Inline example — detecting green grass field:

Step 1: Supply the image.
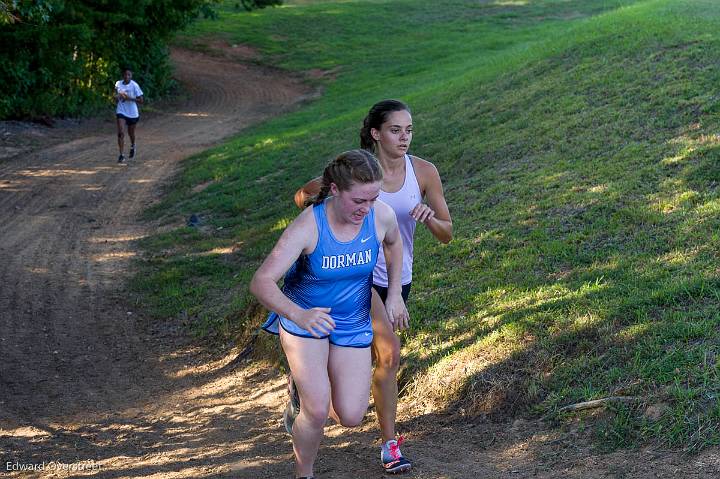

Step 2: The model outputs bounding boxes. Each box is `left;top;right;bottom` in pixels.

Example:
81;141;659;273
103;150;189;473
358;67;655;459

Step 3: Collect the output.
132;0;720;450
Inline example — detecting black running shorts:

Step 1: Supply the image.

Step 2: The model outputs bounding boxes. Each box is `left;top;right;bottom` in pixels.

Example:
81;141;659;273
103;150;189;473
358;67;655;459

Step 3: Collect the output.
116;113;139;125
372;282;412;304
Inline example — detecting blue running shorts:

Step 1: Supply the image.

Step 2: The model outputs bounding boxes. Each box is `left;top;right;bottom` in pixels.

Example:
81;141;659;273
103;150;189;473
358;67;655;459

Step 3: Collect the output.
262;312;373;348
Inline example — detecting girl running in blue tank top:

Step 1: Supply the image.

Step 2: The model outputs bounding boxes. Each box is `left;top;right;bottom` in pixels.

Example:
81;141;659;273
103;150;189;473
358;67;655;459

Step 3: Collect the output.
251;150;408;479
262;198;380;347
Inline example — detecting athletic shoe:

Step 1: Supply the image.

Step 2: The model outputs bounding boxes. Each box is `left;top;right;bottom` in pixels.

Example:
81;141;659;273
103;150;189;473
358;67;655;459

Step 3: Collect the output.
283;399;298;435
288;375;300;417
381;436;412;474
283;375;301;435
117;154;126;164
129;144;136;159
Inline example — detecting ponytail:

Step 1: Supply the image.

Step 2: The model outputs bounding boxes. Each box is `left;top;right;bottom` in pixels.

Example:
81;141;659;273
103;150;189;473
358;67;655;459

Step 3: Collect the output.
360;115;375;152
309;184;332;207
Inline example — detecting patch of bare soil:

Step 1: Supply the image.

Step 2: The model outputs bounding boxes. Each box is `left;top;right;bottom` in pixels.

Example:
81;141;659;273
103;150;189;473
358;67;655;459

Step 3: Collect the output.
0;48;718;479
205;39;261;62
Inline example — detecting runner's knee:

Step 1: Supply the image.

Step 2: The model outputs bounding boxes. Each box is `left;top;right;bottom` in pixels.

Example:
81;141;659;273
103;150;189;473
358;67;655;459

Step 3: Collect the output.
301;400;330;428
337;412;365;427
117;131;124;139
375;336;401;371
334;405;367;427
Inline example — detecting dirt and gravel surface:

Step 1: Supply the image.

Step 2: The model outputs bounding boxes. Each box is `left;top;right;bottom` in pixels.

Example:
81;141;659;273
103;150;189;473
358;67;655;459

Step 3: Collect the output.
1;47;718;479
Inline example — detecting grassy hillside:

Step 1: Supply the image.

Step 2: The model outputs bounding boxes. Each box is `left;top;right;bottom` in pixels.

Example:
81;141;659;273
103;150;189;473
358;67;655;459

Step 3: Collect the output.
133;0;720;450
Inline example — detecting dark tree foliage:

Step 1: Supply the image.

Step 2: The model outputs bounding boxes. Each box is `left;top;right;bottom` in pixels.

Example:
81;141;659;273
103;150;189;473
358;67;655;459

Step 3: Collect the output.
0;0;220;119
1;1;53;24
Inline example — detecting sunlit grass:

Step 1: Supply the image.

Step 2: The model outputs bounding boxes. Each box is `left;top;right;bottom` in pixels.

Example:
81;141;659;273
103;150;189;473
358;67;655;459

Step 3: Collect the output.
133;0;720;450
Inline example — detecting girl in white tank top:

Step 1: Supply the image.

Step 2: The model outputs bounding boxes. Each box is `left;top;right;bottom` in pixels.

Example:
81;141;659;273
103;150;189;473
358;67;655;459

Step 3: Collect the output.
360;100;453;474
373;154;422;287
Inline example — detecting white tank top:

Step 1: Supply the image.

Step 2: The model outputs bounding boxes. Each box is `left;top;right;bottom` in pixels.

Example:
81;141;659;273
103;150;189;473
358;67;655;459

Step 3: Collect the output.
373;154;422;287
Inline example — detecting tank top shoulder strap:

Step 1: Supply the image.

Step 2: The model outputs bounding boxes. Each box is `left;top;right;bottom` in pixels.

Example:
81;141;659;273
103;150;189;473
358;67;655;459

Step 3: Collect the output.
312;200;328;238
405;154;422;196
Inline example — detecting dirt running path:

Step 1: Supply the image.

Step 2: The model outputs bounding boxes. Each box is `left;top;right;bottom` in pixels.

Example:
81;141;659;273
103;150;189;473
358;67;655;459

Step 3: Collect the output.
1;49;719;479
0;48;313;477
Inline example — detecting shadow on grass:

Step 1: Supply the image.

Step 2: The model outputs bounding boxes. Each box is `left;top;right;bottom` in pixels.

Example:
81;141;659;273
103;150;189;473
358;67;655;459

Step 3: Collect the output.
392;134;720;450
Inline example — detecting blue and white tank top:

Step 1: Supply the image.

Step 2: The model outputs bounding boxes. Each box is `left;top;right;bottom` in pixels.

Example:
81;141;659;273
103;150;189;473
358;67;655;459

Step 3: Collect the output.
264;199;380;332
373;154;422;287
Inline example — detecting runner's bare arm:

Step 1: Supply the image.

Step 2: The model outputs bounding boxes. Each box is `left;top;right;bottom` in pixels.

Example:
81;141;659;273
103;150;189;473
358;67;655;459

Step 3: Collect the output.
376;201;410;330
249;208;335;337
294;176;322;209
411;157;452;244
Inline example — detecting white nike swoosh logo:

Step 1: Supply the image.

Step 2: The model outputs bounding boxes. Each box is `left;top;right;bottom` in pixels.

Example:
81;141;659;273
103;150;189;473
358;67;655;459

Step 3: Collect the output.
361;237;372;243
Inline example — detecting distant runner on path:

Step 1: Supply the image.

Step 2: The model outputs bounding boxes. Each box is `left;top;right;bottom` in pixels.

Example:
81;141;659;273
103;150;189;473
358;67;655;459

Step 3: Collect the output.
114;67;143;164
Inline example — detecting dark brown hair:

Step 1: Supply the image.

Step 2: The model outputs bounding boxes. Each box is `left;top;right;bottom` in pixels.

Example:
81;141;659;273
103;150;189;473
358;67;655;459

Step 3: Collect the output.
310;149;383;206
359;99;411;152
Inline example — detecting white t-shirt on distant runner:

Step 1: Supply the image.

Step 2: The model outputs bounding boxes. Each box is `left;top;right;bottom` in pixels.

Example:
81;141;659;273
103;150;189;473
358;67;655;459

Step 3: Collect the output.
115;80;143;118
